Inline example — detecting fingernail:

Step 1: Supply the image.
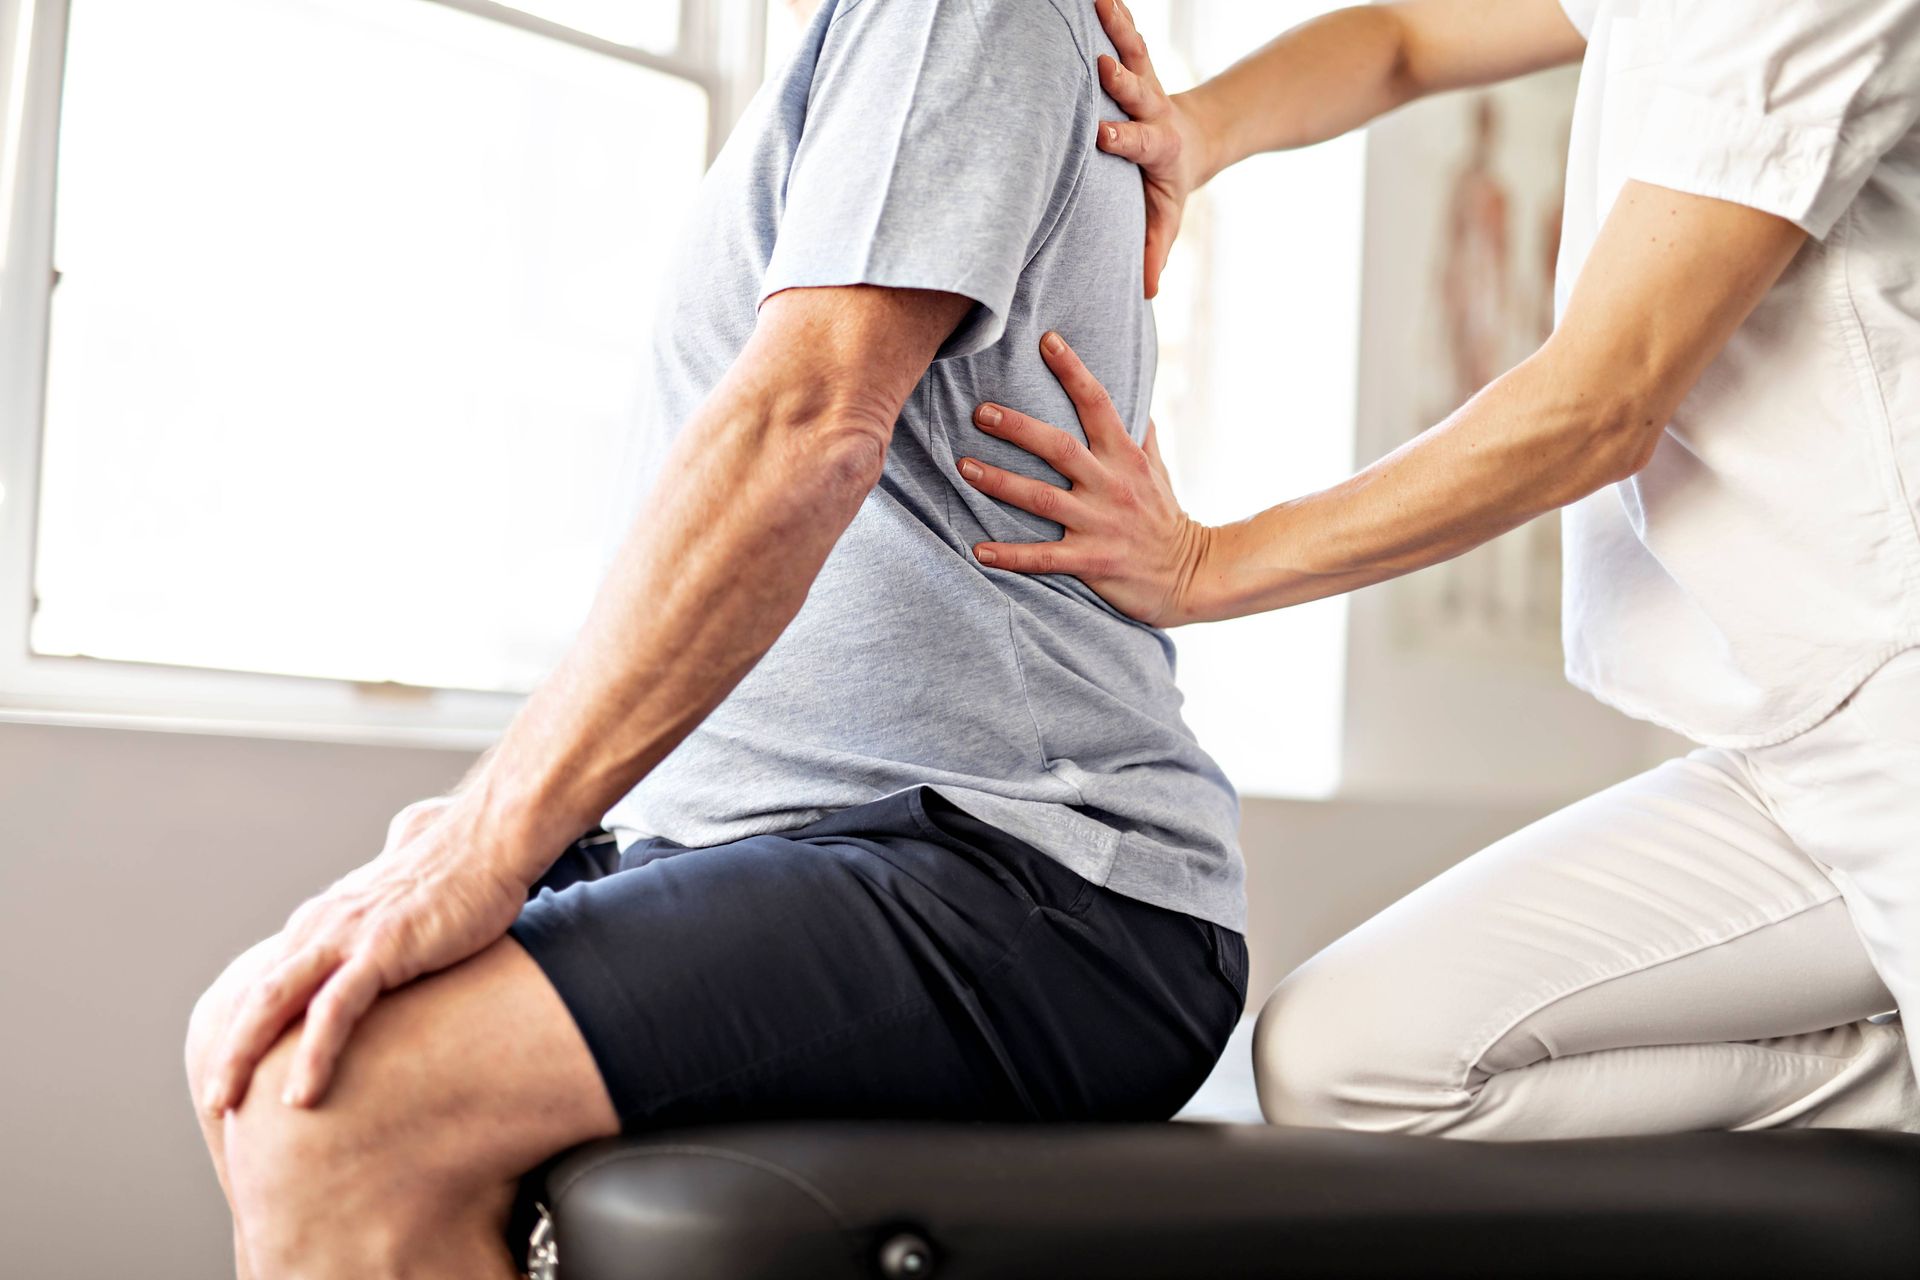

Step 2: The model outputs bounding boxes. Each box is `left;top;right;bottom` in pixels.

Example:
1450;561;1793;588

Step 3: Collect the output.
960;459;982;481
1104;124;1118;145
1044;332;1066;356
977;548;999;565
282;1085;300;1107
976;405;1002;427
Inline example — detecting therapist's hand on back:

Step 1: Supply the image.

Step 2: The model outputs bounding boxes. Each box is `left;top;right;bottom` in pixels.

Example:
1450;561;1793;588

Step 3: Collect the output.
962;332;1215;628
1093;0;1213;298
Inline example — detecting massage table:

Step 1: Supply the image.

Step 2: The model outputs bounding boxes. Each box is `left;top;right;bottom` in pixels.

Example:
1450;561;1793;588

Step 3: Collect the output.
515;1023;1920;1278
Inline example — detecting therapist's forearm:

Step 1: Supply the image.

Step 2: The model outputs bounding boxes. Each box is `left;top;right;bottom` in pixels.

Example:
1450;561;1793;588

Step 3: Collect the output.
1185;349;1646;621
1182;7;1413;179
1180;181;1807;624
1183;0;1585;181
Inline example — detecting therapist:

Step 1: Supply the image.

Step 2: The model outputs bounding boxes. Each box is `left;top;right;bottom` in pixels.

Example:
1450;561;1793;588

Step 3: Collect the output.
963;0;1920;1136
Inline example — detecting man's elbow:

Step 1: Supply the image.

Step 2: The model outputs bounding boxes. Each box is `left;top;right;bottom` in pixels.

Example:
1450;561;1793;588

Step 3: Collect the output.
811;420;891;497
773;385;896;504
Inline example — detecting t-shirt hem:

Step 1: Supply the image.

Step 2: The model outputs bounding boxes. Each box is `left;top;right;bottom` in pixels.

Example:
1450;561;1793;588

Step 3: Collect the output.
930;783;1248;934
1563;637;1920;751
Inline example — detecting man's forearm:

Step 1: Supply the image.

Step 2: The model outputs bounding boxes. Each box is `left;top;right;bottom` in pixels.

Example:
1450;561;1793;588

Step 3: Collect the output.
459;287;970;884
1184;0;1585;180
467;381;880;876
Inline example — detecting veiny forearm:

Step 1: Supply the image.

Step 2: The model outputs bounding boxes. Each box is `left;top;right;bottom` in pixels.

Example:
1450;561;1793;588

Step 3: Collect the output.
457;286;969;882
467;382;880;876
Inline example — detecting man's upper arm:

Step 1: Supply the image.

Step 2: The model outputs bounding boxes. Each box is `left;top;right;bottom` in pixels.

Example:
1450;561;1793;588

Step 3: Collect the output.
762;0;1089;360
746;285;974;447
1392;0;1588;95
1545;181;1806;456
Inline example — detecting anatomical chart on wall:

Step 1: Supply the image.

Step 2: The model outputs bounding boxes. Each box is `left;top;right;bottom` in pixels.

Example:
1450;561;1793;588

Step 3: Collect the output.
1371;68;1580;662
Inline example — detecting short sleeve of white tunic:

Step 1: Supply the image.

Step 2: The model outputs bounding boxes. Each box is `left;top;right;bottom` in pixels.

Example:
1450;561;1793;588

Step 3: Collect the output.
1554;1;1920;747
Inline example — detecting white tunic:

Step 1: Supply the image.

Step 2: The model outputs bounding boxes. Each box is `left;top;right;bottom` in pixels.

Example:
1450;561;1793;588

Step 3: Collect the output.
1554;0;1920;747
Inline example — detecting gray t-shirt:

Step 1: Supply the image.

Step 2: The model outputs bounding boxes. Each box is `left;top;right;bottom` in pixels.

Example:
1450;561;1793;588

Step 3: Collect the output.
602;0;1244;931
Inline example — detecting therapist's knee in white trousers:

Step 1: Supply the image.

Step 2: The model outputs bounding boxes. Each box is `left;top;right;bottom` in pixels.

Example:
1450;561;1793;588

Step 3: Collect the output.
1255;651;1920;1139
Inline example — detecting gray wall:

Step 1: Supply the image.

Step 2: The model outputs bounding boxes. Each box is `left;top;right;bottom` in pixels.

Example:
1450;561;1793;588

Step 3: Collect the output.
0;722;472;1279
0;718;1577;1279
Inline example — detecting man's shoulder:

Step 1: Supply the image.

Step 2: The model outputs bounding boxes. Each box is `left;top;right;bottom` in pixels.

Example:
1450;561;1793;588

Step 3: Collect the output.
824;0;1095;75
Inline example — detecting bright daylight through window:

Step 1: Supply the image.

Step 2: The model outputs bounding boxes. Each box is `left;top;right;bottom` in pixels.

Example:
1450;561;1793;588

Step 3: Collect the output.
33;0;705;692
10;0;1360;795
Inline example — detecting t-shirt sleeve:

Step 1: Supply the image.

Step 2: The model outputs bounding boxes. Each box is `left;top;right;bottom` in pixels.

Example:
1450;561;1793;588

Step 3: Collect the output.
760;0;1092;358
1628;0;1920;239
1557;0;1598;39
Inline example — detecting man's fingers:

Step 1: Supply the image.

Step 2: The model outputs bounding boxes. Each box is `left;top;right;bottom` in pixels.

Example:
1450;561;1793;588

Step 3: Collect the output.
972;403;1099;484
202;945;337;1114
1039;334;1132;454
973;538;1085;577
282;956;384;1108
958;458;1085;527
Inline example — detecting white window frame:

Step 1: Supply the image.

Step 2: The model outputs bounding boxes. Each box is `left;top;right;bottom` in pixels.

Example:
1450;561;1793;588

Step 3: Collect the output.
0;0;766;747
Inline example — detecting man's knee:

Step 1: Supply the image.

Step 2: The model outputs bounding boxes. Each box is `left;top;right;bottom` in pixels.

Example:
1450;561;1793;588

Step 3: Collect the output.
186;939;278;1110
223;1024;462;1277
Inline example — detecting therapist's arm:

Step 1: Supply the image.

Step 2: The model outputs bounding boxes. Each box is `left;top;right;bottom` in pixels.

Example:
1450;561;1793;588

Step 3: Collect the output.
199;285;971;1114
1093;0;1586;293
958;183;1806;624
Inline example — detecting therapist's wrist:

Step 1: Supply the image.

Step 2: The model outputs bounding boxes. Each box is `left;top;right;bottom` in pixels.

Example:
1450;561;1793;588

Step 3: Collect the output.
1175;85;1232;189
1181;509;1323;624
1163;520;1231;626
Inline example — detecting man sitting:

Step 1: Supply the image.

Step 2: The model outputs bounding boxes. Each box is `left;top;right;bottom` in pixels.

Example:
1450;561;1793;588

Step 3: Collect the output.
184;1;1246;1275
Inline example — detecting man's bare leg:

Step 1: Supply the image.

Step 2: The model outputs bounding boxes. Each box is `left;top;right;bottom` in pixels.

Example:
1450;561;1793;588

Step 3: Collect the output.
188;939;282;1278
188;936;618;1279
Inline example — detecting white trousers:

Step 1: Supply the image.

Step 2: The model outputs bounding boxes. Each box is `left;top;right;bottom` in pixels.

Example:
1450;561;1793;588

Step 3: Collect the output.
1255;650;1920;1138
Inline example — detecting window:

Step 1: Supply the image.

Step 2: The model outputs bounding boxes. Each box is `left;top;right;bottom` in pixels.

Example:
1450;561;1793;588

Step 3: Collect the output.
1;0;1360;796
0;0;763;740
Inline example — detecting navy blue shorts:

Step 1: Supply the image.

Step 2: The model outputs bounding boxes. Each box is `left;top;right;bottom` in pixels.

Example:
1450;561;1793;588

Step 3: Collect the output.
508;788;1247;1130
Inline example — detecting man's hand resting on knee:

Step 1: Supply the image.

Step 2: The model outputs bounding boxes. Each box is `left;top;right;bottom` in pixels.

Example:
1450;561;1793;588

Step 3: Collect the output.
197;285;971;1117
195;796;527;1113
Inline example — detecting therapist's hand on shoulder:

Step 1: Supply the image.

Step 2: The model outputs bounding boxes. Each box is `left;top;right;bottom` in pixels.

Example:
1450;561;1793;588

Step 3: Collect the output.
197;791;531;1115
1093;0;1211;298
960;332;1213;628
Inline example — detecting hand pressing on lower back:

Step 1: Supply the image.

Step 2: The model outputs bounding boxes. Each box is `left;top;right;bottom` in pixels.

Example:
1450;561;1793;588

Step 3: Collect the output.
959;331;1216;629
